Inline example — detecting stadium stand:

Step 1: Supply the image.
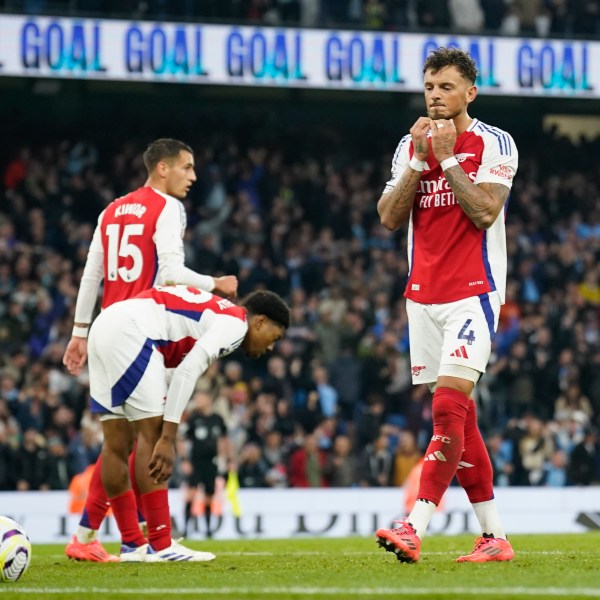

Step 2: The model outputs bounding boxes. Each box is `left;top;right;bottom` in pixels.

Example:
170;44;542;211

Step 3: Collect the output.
0;0;598;493
0;103;598;491
1;0;600;37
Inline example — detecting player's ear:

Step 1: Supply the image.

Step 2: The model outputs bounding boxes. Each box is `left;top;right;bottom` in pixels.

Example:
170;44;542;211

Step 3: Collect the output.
466;85;478;104
156;160;169;178
254;314;267;330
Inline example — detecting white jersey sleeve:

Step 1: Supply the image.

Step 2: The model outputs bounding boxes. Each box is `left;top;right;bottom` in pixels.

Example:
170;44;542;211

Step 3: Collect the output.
383;134;411;194
473;130;518;188
153;193;215;292
73;210;105;328
163;312;247;423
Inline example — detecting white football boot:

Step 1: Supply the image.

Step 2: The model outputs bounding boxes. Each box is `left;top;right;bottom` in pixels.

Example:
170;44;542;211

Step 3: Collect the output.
145;539;216;562
120;542;149;562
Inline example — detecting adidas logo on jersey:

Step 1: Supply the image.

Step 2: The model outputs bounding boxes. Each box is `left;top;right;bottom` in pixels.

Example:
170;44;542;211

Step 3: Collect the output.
450;346;469;358
455;153;476;163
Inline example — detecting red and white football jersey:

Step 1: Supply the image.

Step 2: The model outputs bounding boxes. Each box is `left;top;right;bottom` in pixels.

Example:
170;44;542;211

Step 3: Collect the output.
131;285;247;367
98;187;186;308
384;118;518;305
74;186;215;329
89;284;248;423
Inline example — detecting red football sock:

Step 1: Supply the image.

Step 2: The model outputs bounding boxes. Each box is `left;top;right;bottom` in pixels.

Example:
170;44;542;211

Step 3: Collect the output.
455;400;494;503
128;442;145;523
79;457;109;530
140;489;171;551
109;490;147;547
417;387;469;505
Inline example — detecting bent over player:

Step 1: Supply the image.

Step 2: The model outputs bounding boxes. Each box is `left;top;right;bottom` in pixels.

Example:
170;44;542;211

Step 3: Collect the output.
376;47;518;563
88;286;289;561
64;138;237;562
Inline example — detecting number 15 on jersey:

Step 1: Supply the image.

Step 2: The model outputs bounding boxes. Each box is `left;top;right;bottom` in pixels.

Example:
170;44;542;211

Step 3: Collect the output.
105;223;144;282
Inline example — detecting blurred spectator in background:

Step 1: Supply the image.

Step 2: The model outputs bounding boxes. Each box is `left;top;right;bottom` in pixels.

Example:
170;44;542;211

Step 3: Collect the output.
568;429;600;486
487;430;514;487
417;0;450;29
238;442;269;488
518;416;556;486
288;433;329;487
448;0;484;32
391;431;421;486
358;432;392;487
328;434;357;487
15;428;48;491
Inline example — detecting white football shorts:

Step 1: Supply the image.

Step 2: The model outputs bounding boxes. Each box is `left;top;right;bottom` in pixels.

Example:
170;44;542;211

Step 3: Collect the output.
88;303;167;421
406;292;501;385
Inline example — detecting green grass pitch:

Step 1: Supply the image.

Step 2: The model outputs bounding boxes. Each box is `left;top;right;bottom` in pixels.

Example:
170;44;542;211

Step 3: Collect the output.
2;533;600;599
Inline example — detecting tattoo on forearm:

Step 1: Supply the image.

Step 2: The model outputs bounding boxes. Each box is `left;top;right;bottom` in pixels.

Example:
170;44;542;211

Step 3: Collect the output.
390;172;420;214
378;169;421;228
443;166;503;228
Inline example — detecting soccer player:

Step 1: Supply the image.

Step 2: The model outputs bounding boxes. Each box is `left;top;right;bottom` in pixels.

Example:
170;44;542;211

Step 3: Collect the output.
88;286;289;561
183;390;233;539
375;47;518;563
64;138;238;563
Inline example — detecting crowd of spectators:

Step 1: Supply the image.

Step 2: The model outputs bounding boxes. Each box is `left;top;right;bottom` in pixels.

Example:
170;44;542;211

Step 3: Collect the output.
0;110;598;494
2;0;600;38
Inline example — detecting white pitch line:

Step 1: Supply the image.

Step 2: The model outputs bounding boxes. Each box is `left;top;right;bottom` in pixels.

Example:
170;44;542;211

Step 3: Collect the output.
48;549;579;560
7;588;600;597
186;550;576;557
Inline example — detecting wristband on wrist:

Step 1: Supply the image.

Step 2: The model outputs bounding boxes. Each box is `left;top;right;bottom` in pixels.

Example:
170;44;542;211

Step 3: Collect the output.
440;156;459;171
409;156;427;172
72;325;89;338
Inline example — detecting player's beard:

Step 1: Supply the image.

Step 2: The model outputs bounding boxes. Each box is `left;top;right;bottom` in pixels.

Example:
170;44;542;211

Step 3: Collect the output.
428;106;461;120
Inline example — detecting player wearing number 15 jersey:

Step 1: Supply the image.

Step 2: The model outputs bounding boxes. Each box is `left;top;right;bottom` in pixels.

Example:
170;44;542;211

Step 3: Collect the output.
375;48;517;564
63;138;238;563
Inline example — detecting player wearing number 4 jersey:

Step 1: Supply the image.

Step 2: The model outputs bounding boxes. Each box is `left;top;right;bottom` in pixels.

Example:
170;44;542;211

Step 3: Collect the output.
64;138;238;563
376;48;517;564
89;285;289;562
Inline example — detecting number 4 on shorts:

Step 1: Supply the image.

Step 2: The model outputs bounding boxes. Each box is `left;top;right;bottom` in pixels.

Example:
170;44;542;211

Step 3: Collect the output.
458;319;476;345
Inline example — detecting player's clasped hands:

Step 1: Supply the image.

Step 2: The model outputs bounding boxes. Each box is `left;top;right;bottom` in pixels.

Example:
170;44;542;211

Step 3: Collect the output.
409;117;432;160
410;117;457;164
429;118;457;162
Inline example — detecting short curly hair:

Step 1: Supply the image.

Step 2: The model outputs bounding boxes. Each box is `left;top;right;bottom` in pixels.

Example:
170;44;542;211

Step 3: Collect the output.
423;47;477;84
242;291;291;329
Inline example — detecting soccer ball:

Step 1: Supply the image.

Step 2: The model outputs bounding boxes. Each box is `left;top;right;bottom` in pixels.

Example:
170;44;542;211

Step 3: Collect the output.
0;516;31;582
